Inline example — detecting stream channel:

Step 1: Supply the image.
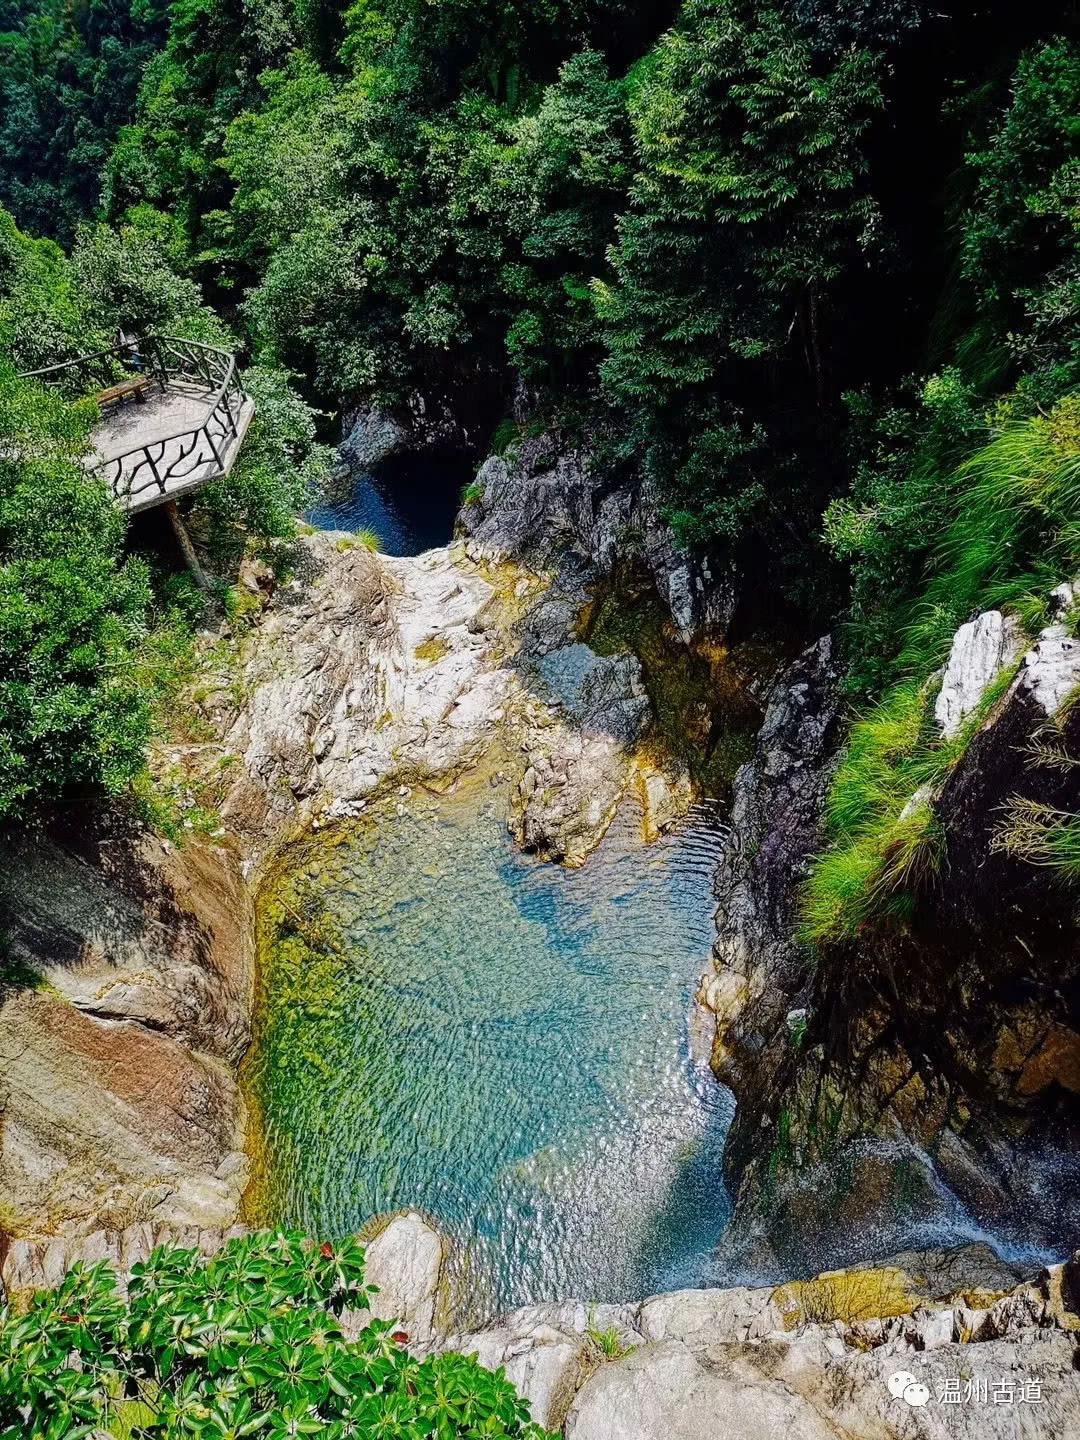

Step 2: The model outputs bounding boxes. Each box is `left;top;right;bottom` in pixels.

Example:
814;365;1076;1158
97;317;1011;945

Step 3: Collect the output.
253;460;736;1323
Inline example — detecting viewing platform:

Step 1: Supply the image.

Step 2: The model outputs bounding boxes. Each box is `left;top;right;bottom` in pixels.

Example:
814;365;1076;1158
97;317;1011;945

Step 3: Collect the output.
21;334;254;514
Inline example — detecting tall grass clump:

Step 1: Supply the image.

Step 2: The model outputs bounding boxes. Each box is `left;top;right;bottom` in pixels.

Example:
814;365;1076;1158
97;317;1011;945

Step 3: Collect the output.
801;685;948;944
804;393;1080;944
992;797;1080;884
336;526;381;552
899;396;1080;676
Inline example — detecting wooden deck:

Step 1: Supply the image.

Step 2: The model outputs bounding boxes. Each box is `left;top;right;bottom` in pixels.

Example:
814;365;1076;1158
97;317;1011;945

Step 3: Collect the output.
91;383;256;513
22;335;255;513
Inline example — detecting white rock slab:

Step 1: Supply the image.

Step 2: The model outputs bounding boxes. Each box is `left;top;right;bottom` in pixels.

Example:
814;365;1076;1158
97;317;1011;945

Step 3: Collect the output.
361;1213;444;1346
1018;624;1080;716
935;611;1023;738
638;1286;783;1345
564;1340;837;1440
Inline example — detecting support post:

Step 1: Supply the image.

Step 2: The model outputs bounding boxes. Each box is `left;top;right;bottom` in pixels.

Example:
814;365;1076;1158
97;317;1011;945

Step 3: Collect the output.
164;499;207;589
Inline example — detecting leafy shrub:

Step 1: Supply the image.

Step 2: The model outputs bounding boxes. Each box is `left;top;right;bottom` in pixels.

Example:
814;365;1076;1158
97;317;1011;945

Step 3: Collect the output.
824;370;987;694
192;367;334;555
0;1229;555;1440
0;364;151;818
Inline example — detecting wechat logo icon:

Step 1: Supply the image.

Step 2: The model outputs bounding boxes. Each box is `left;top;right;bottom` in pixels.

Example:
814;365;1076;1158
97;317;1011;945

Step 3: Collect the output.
888;1370;930;1408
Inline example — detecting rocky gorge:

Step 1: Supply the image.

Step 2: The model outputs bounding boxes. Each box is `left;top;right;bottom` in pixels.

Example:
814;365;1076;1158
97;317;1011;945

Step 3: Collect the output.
703;587;1080;1279
2;412;1080;1435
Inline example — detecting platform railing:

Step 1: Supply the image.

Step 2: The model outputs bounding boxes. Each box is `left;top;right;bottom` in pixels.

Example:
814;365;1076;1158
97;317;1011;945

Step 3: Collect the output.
20;335;168;395
20;335;249;506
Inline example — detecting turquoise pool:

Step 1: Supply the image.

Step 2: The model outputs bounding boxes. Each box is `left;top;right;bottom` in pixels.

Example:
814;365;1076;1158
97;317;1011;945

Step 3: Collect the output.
256;778;734;1323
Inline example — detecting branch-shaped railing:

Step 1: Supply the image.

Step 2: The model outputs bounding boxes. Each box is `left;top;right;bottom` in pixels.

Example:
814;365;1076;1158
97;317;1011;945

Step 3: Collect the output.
20;335;250;507
20;336;168;395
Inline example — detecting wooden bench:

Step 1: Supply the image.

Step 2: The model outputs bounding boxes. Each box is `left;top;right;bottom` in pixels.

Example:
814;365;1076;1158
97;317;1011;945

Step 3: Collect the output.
94;374;154;409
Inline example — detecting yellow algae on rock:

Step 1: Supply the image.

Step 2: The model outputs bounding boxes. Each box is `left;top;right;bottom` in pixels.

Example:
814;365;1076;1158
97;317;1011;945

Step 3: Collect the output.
770;1265;923;1330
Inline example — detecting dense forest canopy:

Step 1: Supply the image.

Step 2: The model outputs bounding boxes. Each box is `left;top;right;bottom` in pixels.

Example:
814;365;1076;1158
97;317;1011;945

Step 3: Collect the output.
1;0;1079;821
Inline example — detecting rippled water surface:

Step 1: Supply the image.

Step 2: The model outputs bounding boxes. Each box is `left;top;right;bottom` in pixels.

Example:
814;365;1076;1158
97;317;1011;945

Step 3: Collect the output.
259;779;734;1319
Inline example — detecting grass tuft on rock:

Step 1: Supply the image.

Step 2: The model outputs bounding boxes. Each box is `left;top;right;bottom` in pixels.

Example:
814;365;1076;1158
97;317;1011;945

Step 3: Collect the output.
336;527;381;553
991;797;1080;883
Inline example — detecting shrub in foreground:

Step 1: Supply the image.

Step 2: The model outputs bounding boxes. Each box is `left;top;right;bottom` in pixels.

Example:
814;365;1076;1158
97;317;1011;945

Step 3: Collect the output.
0;1229;554;1440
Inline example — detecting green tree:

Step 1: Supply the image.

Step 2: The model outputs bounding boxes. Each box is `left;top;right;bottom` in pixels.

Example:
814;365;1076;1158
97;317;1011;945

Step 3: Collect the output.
0;363;151;818
596;0;885;546
961;37;1080;401
194;365;333;549
500;48;631;381
827;38;1080;691
0;0;166;244
823;369;986;693
70;211;232;345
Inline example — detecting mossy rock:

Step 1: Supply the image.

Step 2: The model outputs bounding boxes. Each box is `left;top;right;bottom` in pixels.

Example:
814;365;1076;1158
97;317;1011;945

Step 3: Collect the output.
580;566;763;800
414;634;452;663
770;1265;924;1329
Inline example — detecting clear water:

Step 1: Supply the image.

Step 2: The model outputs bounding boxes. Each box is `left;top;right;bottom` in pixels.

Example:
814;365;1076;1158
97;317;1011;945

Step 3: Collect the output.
306;453;467;555
259;778;734;1322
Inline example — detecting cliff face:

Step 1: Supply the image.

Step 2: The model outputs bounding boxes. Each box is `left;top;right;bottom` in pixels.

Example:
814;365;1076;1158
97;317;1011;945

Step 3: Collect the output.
0;808;252;1240
458;419;736;643
705;600;1080;1276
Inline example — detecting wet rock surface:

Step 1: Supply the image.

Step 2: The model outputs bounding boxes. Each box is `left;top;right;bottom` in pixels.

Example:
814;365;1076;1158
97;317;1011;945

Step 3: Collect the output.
341;1212;447;1349
700;635;846;1264
704;599;1080;1276
338;396;471;471
458;424;736;641
466;1233;1080;1440
212;535;517;849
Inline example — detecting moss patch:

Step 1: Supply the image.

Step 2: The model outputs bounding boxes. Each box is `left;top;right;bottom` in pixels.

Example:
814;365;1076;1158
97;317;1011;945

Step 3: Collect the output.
414;634;452;663
580;566;763;800
771;1266;923;1329
242;833;359;1224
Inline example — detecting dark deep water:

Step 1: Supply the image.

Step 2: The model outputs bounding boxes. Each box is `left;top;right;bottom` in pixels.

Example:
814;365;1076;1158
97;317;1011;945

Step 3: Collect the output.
306;453;469;555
